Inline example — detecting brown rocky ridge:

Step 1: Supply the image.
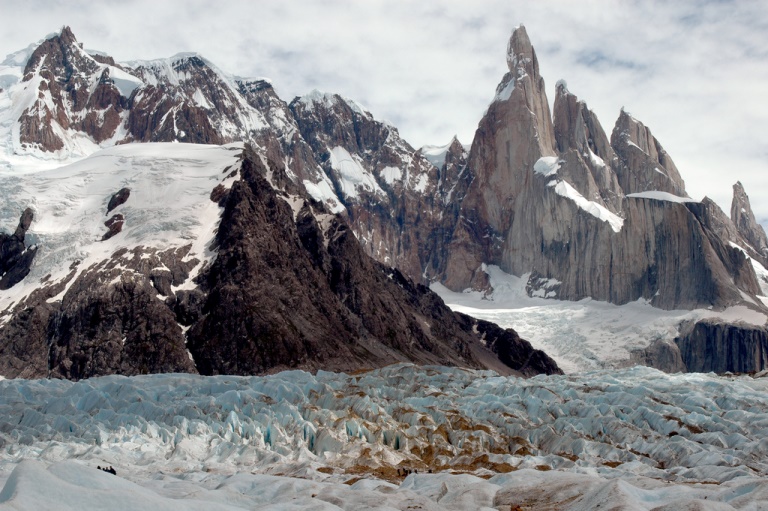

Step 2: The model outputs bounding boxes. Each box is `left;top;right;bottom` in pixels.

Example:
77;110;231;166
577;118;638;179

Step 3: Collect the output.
0;143;560;380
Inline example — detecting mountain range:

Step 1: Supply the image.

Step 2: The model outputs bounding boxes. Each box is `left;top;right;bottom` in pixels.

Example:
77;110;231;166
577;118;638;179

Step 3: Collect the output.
0;25;766;378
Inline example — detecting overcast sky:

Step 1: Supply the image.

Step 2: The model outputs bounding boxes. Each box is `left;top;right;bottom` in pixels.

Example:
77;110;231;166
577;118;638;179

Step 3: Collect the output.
2;0;767;226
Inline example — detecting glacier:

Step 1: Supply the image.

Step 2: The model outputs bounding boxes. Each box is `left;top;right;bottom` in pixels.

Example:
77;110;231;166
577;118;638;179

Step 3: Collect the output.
433;265;768;373
1;364;768;509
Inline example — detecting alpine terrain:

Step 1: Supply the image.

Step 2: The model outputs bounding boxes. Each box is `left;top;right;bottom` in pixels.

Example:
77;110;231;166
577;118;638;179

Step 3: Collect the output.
2;26;766;375
0;24;767;510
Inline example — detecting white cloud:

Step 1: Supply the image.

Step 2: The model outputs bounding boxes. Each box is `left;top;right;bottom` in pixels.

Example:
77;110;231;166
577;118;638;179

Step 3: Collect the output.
1;0;767;227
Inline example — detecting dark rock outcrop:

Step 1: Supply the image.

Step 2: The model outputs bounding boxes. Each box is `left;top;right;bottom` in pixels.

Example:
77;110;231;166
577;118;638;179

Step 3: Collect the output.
47;272;196;379
0;146;560;380
106;188;130;213
102;214;124;240
0;208;37;290
1;243;202;380
675;319;768;373
186;148;560;376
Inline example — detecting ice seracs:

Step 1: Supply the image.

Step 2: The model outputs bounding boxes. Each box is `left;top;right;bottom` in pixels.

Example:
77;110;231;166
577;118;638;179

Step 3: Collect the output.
1;364;768;509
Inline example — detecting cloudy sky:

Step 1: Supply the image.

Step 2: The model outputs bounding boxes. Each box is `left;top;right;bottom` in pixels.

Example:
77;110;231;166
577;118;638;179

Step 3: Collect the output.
2;0;767;225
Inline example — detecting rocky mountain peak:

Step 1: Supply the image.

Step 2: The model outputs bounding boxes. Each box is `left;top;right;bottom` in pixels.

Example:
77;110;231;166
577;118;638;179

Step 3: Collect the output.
731;181;768;262
554;80;603;156
506;25;534;73
58;26;77;45
610;109;687;197
551;81;623;213
12;27;142;155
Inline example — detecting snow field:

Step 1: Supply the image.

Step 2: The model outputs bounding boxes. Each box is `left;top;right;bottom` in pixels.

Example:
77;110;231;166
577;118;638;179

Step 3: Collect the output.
0;142;244;317
434;265;768;373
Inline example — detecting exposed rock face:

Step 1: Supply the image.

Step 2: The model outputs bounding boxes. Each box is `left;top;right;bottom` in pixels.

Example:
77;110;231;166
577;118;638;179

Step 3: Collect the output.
106;187;130;213
0;145;560;380
4;26;766;377
0;244;200;380
17;27;128;154
440;26;765;311
186;148;560;376
125;55;253;145
47;269;196;380
630;339;686;374
552;81;623;213
731;181;768;265
102;214;124;240
289;92;467;282
675;319;768;373
610;110;687;197
443;26;555;291
0;208;37;290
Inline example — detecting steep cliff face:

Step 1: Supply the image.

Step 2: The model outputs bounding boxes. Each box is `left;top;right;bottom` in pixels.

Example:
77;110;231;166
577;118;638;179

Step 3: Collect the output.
675;319;768;373
440;26;765;311
187;147;559;376
443;25;555;291
0;143;561;379
610;110;687;197
13;27;133;155
731;181;768;266
289;91;466;282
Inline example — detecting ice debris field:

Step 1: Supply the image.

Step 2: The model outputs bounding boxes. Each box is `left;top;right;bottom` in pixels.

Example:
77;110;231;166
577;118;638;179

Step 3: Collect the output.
1;364;768;509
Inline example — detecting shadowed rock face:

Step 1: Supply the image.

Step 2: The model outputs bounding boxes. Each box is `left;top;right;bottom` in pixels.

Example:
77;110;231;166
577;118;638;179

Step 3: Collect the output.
675;319;768;373
732;181;768;265
0;208;37;291
631;316;768;375
186;148;560;377
0;147;561;380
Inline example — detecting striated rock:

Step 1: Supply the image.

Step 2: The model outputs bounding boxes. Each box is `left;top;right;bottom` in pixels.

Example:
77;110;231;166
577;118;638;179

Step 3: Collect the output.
552;81;623;213
731;181;768;264
185;149;560;376
610;109;687;196
443;25;555;291
675;319;768;373
440;27;763;311
630;339;686;373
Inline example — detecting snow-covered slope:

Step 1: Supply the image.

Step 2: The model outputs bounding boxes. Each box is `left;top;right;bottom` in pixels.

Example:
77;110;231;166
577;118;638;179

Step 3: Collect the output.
434;265;768;373
1;364;768;509
0;142;243;320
